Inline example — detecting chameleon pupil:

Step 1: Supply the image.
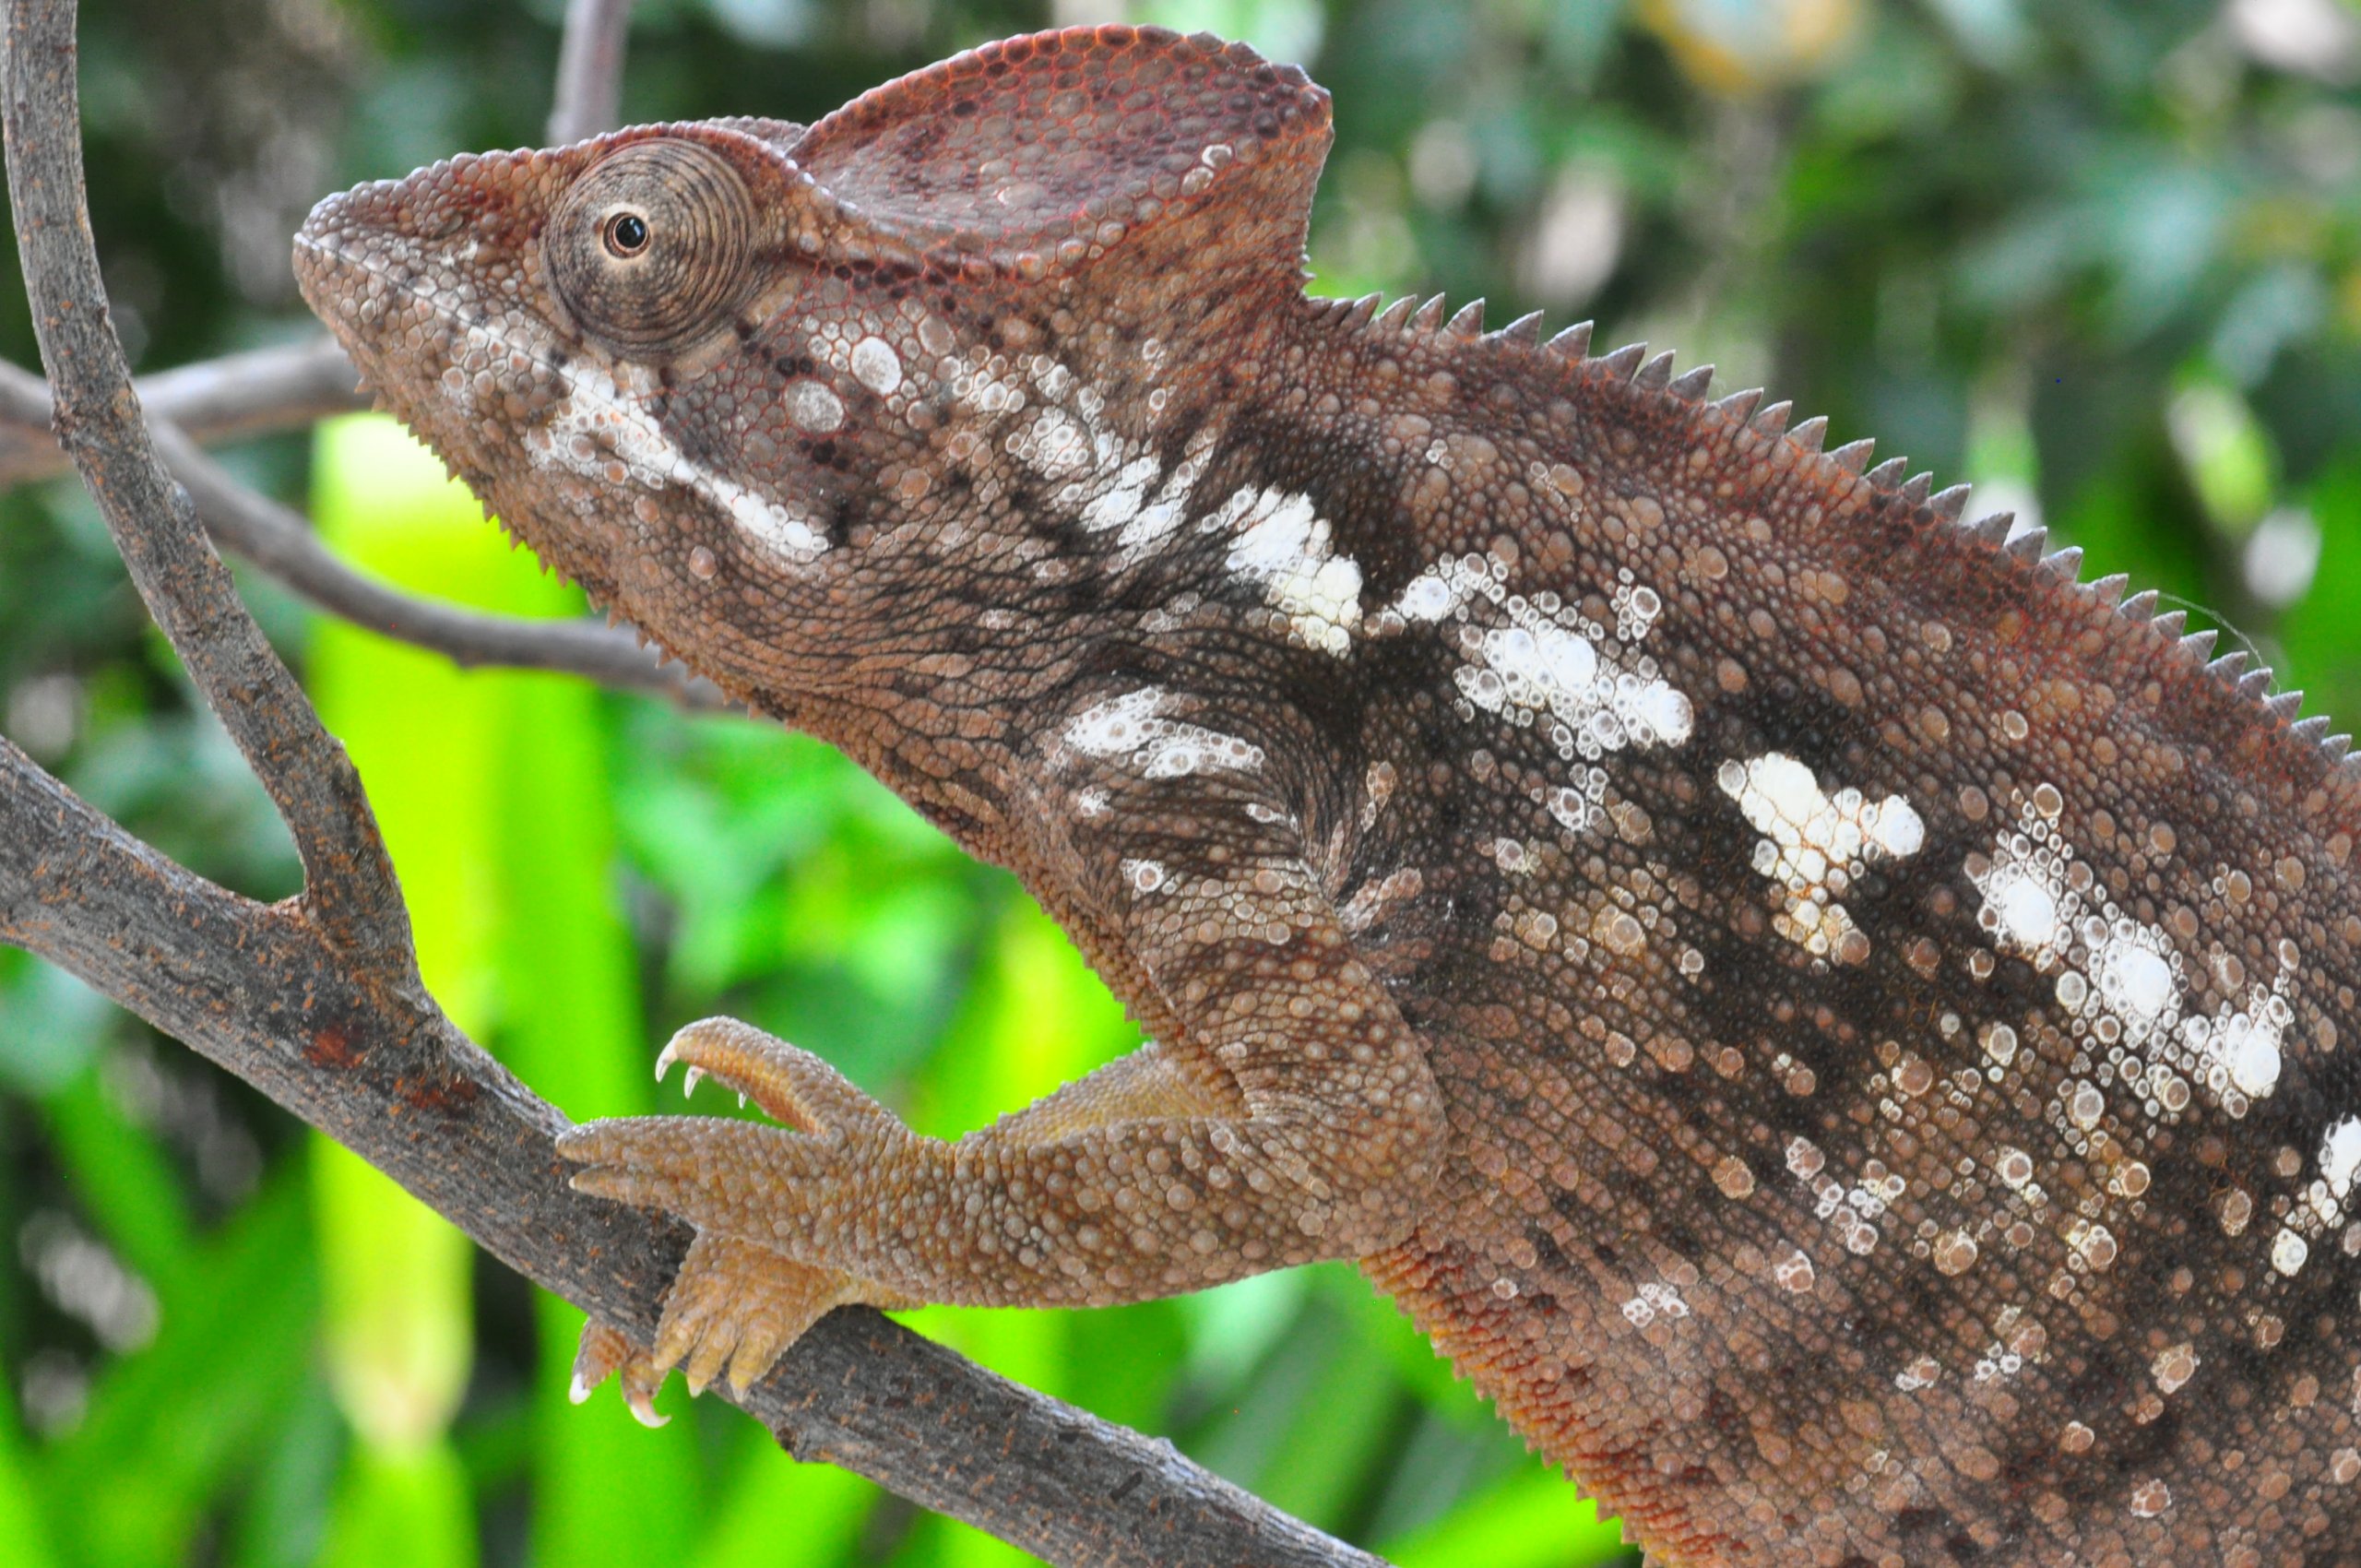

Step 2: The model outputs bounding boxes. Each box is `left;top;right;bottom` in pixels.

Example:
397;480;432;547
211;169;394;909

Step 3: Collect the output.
604;211;648;256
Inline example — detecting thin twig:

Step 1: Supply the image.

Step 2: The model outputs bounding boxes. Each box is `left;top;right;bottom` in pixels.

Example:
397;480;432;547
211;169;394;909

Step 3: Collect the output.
3;0;410;967
0;361;726;707
157;422;731;707
548;0;635;144
0;335;367;488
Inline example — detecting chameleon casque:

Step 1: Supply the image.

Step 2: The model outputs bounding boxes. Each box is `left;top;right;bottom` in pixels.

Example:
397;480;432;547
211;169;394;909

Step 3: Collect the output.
291;24;2361;1567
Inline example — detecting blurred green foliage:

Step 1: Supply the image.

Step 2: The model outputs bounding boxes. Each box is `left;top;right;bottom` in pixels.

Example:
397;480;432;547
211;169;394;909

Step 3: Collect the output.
3;0;2359;1563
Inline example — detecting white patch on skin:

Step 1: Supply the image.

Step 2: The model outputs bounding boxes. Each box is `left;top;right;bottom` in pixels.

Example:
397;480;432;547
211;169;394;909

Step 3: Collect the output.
1061;686;1264;780
2186;973;2296;1105
849;336;903;396
1109;427;1219;556
2324;1119;2361;1199
1205;486;1364;658
1965;798;2316;1131
1393;568;1464;623
1011;409;1092;479
1080;455;1166;532
950;350;1027;417
784;379;844;434
530;375;828;559
1716;752;1924;962
2091;929;2178;1039
2272;1227;2309;1277
1613;581;1662;642
1387;554;1692;762
1120;858;1168;895
1976;858;2073;960
983;355;1217;565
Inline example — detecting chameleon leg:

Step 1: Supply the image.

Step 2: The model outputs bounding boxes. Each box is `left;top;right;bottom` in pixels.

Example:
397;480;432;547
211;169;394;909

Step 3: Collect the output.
567;1020;1233;1407
559;831;1448;1319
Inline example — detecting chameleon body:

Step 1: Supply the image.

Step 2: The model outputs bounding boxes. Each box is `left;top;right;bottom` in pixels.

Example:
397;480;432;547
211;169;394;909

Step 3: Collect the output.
294;26;2361;1566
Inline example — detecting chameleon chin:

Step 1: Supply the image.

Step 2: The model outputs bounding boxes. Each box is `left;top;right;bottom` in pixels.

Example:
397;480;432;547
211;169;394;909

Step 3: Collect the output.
296;25;2361;1567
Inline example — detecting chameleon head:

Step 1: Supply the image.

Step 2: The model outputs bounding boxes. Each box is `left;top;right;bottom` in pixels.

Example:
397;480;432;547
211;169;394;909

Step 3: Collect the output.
292;122;859;640
295;27;1332;720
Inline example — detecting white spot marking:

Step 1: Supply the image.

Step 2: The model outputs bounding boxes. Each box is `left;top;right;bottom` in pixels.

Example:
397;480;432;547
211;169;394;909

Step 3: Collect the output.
1012;409;1092;479
1394;569;1462;622
849;335;903;396
1206;486;1364;657
784;379;844;434
2190;977;2295;1102
1983;864;2067;956
2324;1118;2361;1200
1716;752;1924;961
2093;932;2178;1035
1619;1280;1689;1328
1062;686;1264;780
2151;1342;2200;1395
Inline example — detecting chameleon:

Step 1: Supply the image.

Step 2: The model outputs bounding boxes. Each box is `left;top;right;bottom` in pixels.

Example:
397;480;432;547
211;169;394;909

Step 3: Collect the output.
291;24;2361;1567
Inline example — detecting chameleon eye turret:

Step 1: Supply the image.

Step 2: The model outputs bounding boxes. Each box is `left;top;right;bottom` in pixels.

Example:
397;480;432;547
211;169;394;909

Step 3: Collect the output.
542;138;763;358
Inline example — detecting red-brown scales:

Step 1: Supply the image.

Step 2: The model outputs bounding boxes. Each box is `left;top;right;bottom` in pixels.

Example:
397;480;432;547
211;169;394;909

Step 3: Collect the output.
293;25;2361;1567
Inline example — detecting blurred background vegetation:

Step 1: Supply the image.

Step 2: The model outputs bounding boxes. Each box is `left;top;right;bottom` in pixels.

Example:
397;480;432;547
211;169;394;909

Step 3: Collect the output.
2;0;2359;1563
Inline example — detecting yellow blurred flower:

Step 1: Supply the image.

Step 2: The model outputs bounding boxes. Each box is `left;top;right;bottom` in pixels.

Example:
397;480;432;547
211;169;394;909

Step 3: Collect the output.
1639;0;1866;94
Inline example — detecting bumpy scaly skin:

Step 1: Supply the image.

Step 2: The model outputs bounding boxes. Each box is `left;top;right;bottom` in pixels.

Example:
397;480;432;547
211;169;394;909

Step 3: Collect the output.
295;26;2361;1565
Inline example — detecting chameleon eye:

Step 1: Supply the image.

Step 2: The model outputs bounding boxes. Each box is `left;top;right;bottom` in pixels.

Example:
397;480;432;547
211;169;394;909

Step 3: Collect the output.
602;209;650;257
544;139;759;358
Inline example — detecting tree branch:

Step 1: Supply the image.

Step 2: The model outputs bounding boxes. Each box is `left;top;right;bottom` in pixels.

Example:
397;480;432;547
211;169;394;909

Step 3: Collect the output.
548;0;635;144
0;334;367;487
5;0;409;964
0;3;1386;1564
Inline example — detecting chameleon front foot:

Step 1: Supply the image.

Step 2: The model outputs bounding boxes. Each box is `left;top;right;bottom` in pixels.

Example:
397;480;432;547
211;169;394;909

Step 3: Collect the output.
560;1018;920;1412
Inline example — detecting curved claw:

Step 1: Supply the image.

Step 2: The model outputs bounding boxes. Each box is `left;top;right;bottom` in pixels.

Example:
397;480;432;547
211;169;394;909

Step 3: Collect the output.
570;1319;669;1427
655;1016;898;1137
570;1320;631;1405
